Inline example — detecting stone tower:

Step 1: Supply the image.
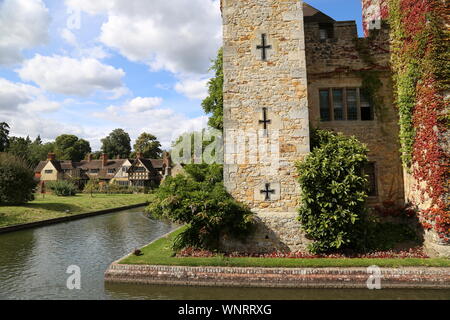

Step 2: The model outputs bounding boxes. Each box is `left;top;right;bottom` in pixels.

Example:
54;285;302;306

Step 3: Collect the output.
222;0;311;252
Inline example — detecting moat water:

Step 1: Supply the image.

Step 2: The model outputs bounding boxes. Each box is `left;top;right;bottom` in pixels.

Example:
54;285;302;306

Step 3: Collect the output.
0;208;448;300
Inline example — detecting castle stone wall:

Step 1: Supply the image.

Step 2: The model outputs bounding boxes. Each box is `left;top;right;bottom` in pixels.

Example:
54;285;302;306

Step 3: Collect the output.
221;0;310;253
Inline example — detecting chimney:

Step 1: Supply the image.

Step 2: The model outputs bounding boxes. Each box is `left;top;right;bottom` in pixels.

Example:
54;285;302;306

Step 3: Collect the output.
136;152;144;159
101;153;108;167
47;153;56;161
87;153;93;162
163;151;171;167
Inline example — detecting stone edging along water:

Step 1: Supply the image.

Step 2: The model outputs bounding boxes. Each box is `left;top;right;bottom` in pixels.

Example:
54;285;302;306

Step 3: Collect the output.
104;263;450;289
0;203;148;234
104;230;450;290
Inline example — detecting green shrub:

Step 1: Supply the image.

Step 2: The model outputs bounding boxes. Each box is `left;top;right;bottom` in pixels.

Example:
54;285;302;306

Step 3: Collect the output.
146;164;254;251
0;153;37;205
296;130;370;254
47;180;78;197
364;221;421;252
82;178;101;194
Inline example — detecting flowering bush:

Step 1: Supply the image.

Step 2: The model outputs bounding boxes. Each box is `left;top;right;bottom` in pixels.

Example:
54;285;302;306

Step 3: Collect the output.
146;164;254;251
177;247;428;259
296;130;370;254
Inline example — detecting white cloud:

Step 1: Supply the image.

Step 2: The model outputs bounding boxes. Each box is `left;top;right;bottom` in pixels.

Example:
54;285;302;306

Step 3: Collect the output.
0;0;50;65
66;0;222;76
93;101;208;148
0;78;58;113
16;54;126;97
123;97;163;113
60;28;78;46
175;78;209;100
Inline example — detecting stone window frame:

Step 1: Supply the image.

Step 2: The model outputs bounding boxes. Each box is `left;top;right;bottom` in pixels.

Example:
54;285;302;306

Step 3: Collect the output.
318;23;334;40
364;161;379;197
319;87;374;122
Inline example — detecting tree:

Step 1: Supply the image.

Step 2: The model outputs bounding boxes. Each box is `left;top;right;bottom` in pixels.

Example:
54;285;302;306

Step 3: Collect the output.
7;136;32;161
28;137;55;166
101;129;131;159
55;134;91;161
0;153;37;205
202;48;223;131
296;129;370;254
133;133;162;159
0;122;10;152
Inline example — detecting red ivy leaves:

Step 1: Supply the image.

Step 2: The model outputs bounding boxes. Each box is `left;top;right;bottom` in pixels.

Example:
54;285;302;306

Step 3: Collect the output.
398;0;450;242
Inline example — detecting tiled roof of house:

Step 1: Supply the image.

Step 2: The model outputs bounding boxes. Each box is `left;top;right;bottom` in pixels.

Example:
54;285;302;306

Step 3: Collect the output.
150;159;164;169
34;161;47;173
35;157;164;179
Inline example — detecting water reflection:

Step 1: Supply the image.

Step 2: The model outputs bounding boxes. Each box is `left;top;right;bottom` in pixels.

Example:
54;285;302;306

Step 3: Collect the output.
0;208;174;300
105;283;450;301
0;208;448;300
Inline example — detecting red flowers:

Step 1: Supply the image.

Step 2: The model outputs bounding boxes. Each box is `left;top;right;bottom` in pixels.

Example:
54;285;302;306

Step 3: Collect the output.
177;247;429;259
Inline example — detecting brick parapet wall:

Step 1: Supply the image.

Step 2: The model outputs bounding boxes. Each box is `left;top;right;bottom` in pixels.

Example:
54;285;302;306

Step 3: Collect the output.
105;263;450;289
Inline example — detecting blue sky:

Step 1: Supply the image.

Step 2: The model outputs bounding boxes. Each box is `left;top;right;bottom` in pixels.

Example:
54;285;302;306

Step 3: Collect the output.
0;0;364;150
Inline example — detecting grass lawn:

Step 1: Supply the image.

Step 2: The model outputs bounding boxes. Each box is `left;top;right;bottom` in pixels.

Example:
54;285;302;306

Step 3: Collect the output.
0;193;150;228
120;227;450;268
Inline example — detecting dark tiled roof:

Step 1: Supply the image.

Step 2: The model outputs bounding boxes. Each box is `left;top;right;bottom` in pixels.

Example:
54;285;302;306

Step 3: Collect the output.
138;158;155;171
77;159;126;170
150;159;164;169
34;157;161;179
34;161;47;173
49;160;62;172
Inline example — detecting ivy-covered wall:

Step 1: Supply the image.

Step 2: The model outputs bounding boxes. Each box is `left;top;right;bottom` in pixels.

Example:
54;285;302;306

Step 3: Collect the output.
389;0;449;253
362;0;389;36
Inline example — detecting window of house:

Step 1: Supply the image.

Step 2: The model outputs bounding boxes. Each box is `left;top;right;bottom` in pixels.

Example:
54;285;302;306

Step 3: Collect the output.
134;167;146;173
332;89;344;120
44;170;53;174
122;166;129;173
360;90;374;121
90;169;99;174
108;169;116;174
346;89;358;120
319;23;334;40
319;88;375;122
319;90;330;121
364;162;378;197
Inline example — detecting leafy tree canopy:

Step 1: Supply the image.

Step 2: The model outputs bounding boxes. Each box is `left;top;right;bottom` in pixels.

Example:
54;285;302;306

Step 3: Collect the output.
55;134;91;161
101;129;132;159
0;122;10;152
202;48;223;131
133;132;162;159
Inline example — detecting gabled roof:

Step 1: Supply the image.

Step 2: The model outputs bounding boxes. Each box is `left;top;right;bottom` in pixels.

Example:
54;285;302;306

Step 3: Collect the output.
303;2;335;23
34;157;162;179
34;161;47;173
150;159;164;169
48;160;62;172
76;159;126;170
